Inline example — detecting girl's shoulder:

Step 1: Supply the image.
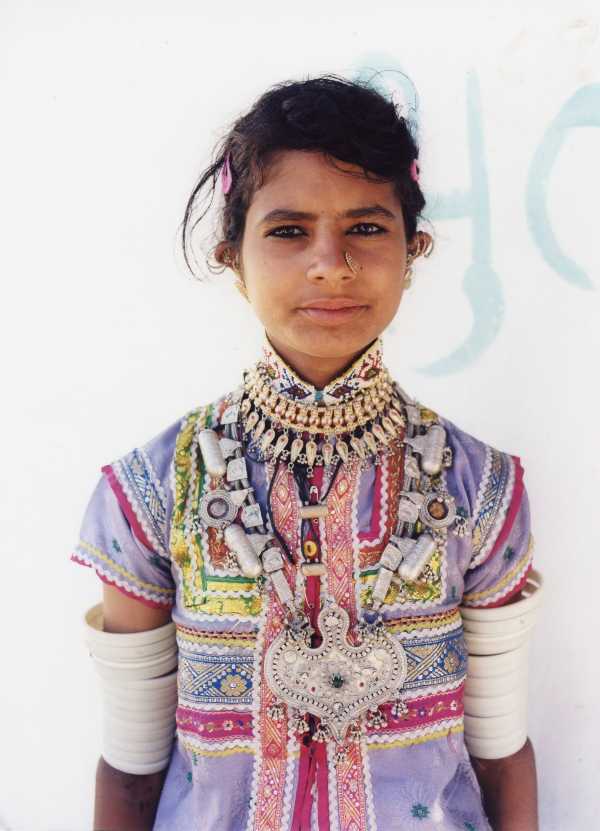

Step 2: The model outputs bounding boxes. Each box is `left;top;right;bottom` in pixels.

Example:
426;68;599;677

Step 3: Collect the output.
110;392;232;491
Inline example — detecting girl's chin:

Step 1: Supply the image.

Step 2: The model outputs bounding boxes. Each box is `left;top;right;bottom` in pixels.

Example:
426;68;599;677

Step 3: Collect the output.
281;327;379;360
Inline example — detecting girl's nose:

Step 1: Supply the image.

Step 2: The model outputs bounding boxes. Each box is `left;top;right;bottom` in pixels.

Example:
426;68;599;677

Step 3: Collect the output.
305;237;357;284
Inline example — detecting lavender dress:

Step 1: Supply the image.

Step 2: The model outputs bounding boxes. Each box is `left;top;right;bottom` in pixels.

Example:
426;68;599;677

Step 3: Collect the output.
73;343;533;831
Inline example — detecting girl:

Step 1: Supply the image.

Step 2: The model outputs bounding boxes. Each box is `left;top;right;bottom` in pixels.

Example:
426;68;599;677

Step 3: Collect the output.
74;75;540;831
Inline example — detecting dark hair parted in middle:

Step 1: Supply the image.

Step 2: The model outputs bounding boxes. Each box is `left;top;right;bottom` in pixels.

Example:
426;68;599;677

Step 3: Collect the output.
181;74;426;278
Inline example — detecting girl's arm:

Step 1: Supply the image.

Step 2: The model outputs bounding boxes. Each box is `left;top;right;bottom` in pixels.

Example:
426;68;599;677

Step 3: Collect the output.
93;584;173;831
94;758;167;831
470;737;539;831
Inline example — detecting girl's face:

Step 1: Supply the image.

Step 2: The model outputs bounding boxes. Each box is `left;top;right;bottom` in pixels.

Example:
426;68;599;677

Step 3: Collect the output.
234;150;409;384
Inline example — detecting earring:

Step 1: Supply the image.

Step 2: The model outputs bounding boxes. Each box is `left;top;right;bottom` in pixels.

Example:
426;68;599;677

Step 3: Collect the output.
403;231;434;288
410;230;434;260
344;250;362;274
223;249;240;271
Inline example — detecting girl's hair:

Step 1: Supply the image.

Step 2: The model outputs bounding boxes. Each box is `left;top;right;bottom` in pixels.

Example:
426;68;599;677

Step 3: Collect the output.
181;74;426;278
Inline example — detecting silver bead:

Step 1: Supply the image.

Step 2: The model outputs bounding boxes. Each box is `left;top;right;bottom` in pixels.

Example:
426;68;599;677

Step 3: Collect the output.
198;429;226;479
224;523;262;578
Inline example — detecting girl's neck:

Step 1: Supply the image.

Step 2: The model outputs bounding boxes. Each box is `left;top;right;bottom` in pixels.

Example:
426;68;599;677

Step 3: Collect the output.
264;334;376;391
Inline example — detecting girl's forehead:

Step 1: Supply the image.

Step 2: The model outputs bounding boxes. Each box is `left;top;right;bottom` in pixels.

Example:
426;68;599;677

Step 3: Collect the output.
250;150;400;214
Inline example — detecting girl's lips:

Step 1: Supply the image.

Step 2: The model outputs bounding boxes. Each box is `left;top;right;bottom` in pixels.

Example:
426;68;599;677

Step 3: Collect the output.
298;305;368;325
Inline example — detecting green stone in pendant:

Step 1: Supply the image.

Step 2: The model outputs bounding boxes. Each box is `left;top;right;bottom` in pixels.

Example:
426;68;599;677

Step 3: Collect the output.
331;673;345;689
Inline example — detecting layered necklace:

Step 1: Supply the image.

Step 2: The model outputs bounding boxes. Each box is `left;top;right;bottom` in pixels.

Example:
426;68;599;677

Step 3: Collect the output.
194;341;460;759
240;360;405;474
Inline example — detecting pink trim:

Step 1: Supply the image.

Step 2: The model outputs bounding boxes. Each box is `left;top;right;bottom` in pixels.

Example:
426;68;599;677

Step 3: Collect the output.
70;553;172;609
369;686;464;736
101;463;156;553
315;742;330;831
292;744;314;831
475;562;533;609
176;707;252;741
479;455;525;568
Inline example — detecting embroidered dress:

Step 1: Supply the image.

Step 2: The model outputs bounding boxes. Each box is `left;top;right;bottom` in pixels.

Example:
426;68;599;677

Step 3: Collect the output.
72;339;534;831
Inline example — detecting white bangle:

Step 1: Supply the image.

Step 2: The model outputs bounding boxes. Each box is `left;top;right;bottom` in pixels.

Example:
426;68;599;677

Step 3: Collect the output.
84;604;178;774
460;570;543;759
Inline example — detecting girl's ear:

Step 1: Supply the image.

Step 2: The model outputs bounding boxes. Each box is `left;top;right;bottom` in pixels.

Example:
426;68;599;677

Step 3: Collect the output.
215;241;240;272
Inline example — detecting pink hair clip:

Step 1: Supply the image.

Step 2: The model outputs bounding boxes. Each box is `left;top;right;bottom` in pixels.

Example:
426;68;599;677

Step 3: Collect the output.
409;158;420;184
221;152;233;195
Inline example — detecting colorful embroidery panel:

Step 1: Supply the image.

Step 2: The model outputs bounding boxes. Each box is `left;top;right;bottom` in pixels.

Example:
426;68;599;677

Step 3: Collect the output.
260;335;384;405
103;447;169;558
471;447;515;569
170;406;262;619
178;649;254;708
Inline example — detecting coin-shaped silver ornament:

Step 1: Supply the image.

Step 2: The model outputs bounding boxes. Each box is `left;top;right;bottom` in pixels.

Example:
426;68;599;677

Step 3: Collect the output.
419;492;456;530
198;489;237;529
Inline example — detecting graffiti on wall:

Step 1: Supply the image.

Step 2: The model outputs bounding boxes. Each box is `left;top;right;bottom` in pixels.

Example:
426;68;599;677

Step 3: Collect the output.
353;61;597;375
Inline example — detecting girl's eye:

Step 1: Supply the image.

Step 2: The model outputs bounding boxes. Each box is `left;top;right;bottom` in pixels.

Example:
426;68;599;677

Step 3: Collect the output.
348;222;386;235
267;225;305;238
267;222;386;238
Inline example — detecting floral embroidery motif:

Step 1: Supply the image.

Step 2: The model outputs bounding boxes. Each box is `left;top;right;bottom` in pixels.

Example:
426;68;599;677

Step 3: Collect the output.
177;649;254;707
221;673;250;698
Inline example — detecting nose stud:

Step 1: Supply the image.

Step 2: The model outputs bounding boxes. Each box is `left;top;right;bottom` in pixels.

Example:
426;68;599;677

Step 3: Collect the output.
344;250;362;274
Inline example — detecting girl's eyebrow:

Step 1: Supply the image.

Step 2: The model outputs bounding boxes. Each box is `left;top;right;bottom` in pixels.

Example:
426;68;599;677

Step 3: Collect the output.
259;204;397;225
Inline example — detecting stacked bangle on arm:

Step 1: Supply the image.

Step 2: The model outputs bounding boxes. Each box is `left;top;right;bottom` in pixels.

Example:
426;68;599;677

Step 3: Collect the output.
84;604;178;774
460;570;544;759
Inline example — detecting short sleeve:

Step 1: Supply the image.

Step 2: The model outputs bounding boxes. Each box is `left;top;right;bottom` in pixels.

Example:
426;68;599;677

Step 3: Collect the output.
461;448;534;609
71;424;181;609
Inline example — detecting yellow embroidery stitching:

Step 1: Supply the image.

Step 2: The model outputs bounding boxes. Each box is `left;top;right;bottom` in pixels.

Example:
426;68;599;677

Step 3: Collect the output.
366;723;463;752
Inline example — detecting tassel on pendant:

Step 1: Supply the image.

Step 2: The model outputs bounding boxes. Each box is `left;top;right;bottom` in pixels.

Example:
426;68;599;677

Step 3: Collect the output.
260;428;276;452
273;433;289;457
336;440;349;463
363;430;377;456
305;440;317;468
290;437;304;463
372;423;388;445
253;419;266;441
322;441;334;466
244;411;259;434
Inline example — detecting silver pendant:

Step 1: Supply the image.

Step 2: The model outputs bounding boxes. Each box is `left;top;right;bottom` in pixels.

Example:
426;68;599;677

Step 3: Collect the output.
227;457;248;482
198;489;238;529
241;503;263;528
264;603;407;741
419;491;456;530
221;404;240;425
219;437;242;459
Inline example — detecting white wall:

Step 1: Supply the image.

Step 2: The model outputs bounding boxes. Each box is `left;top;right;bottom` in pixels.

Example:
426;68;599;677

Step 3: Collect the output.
2;1;599;828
